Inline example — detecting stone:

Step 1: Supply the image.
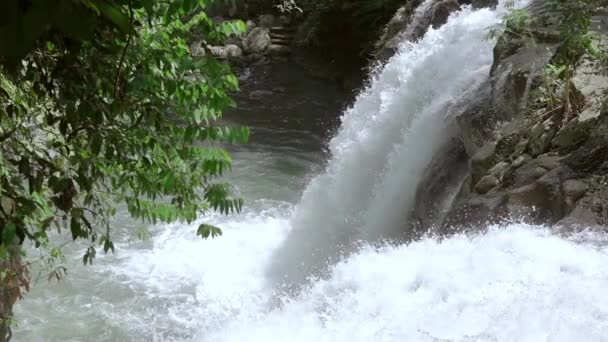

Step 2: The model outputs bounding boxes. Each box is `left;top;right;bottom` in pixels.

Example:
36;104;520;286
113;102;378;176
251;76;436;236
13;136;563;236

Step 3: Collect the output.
562;179;589;211
551;116;596;151
224;44;243;59
475;175;500;194
244;27;272;53
209;46;228;59
258;14;276;28
512;154;563;187
471;142;497;184
488;161;511;180
570;37;608;121
246;19;256;32
511;153;532;168
529;117;557;157
556;187;608;231
441;192;509;234
430;0;461;29
190;41;205;57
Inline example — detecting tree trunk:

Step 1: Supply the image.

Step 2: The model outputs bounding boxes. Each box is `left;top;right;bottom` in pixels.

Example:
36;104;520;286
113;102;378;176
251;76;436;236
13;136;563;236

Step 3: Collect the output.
0;245;24;342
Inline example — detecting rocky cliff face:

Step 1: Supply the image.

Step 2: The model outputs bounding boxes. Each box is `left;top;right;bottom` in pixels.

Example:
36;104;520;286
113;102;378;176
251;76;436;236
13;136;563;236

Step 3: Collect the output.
377;0;608;234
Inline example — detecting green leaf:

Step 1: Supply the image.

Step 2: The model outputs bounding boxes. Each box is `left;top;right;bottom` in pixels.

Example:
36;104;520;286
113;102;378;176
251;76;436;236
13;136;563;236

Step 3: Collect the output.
197;223;222;239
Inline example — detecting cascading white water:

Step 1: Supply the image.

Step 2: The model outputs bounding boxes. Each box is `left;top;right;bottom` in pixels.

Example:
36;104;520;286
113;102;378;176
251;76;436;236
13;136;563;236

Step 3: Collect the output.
269;0;520;288
13;1;608;341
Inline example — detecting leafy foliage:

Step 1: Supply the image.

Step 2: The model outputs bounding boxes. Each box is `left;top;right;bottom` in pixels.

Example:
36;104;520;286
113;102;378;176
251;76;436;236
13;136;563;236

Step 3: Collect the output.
0;0;248;317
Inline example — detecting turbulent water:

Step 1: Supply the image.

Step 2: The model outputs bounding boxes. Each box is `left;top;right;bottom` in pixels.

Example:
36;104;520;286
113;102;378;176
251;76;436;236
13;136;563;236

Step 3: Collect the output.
13;1;608;341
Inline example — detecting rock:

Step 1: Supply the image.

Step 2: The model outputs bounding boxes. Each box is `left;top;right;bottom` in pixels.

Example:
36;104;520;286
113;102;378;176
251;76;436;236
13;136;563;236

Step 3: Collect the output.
430;0;461;29
512;153;532;168
571;38;608;121
246;19;256;32
513;165;547;187
510;138;529;159
375;5;413;61
210;44;245;60
190;41;206;57
249;90;274;100
471;142;497;184
224;44;243;59
529;117;558;156
442;192;509;233
455;79;497;157
551;115;596;151
475;174;499;194
565;117;608;175
258;14;276;28
512;154;563;187
562;179;589;211
506;183;549;221
244;27;272;53
556;187;608;231
489;161;511;178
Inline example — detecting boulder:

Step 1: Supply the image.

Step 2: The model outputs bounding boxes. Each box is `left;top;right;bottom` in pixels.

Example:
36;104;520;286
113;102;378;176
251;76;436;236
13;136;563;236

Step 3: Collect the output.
244;27;272;53
246;19;257;32
511;153;532;168
471;142;497;184
441;192;509;233
430;0;461;29
190;41;206;57
475;174;499;194
528;117;558;156
209;46;228;59
512;154;563;187
224;44;243;59
557;187;608;231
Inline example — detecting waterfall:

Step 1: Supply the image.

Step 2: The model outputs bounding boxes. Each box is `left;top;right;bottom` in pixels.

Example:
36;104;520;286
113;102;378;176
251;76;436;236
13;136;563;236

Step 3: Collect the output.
269;0;529;289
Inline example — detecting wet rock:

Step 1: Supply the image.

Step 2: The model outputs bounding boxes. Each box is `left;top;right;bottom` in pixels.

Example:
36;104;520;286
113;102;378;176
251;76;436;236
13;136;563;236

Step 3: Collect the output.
511;153;532;168
512;154;563;187
562;179;589;211
430;0;461;29
442;192;509;233
565;118;608;175
513;165;547;187
471;142;497;184
475;174;499;194
489;161;511;180
557;187;608;231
